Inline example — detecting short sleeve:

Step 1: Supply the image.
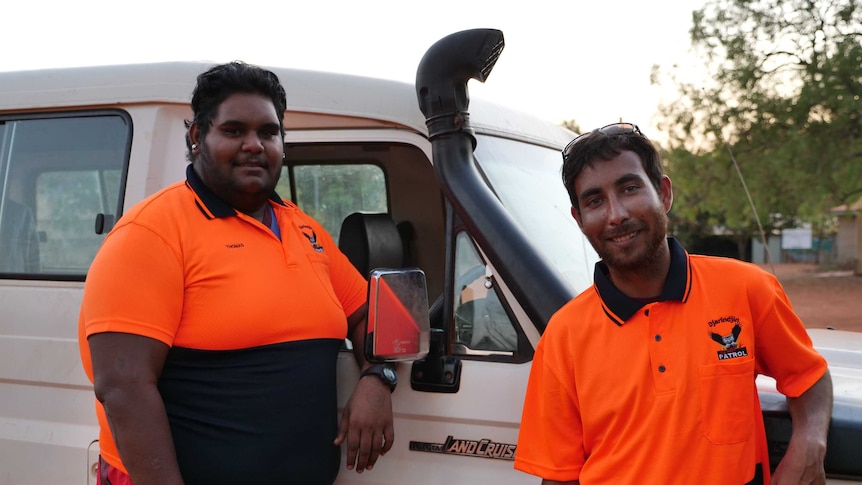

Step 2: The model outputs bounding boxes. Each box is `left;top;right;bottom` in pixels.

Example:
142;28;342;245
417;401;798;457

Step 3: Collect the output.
80;221;184;346
751;273;827;397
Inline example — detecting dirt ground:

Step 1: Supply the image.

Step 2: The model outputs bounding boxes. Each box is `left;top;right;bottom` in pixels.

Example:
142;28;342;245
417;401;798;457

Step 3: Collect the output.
762;263;862;332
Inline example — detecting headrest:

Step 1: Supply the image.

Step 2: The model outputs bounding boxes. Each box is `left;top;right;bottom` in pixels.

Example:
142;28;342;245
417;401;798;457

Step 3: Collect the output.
338;212;405;276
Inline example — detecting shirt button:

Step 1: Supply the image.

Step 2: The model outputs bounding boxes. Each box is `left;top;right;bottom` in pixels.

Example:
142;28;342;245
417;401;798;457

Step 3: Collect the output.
654;334;662;342
658;365;666;373
644;309;650;316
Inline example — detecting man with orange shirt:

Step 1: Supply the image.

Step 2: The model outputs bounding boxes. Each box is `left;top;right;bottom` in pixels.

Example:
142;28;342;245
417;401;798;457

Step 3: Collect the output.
78;62;395;485
514;123;833;484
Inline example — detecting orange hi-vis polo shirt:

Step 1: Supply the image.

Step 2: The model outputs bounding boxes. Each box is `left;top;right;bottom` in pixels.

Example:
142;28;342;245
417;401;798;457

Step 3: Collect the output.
514;238;827;485
78;165;367;484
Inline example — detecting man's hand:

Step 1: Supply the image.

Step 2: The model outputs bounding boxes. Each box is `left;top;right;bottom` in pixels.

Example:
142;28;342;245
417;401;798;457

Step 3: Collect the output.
334;375;394;473
770;436;826;485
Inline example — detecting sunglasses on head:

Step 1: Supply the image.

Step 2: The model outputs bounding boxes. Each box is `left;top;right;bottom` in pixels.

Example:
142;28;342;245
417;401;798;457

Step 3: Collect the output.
562;122;642;162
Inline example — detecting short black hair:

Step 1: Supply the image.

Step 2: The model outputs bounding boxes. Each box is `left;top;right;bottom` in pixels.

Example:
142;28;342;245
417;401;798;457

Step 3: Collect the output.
185;61;287;160
562;128;663;212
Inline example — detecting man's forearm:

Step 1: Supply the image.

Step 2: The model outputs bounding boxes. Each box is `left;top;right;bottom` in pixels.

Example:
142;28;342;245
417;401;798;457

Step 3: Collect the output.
787;370;833;442
347;305;379;372
771;369;833;483
102;384;184;485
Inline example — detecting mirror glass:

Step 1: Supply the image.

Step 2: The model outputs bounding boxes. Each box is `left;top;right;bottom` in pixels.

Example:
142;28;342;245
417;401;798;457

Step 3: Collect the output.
366;268;430;362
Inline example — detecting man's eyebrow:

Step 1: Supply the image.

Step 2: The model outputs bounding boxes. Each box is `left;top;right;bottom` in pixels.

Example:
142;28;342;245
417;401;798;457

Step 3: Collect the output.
216;119;280;130
614;173;645;187
578;186;602;202
261;121;282;130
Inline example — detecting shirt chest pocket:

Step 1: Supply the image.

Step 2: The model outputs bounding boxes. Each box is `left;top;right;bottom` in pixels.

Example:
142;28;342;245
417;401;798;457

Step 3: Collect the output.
305;252;341;308
698;358;756;444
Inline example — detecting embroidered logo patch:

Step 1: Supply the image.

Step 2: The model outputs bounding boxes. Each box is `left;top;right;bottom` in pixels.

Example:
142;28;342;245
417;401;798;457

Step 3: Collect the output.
707;316;748;360
299;225;324;252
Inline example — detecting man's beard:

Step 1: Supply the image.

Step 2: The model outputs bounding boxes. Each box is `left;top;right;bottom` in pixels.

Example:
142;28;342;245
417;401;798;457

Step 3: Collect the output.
593;210;668;273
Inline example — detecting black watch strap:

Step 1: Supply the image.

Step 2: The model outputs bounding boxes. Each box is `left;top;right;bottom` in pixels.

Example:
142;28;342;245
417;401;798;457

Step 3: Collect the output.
360;364;398;393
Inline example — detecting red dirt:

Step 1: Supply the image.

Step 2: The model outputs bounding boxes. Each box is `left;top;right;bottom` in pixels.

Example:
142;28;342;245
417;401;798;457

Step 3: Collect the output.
762;263;862;332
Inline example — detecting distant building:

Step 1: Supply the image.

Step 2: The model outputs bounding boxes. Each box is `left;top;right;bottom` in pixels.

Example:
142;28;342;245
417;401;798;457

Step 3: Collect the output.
831;197;862;275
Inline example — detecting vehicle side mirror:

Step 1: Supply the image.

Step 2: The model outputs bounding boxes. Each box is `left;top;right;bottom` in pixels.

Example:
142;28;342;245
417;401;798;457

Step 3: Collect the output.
365;268;430;362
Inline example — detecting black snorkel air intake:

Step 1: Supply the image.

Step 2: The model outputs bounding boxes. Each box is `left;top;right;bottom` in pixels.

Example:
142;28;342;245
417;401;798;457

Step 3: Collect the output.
415;29;573;332
416;29;500;148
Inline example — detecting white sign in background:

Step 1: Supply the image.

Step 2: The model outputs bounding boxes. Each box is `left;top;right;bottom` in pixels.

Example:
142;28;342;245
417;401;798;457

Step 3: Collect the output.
781;228;813;250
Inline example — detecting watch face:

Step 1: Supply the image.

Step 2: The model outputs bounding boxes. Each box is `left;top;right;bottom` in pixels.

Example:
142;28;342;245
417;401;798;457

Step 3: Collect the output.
382;367;397;382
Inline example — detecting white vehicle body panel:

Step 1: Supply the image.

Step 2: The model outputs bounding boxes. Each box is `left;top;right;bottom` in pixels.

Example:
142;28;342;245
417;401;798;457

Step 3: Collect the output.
0;62;859;485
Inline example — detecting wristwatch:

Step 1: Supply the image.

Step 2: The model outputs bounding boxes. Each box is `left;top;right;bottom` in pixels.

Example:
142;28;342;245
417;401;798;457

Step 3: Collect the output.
361;364;398;393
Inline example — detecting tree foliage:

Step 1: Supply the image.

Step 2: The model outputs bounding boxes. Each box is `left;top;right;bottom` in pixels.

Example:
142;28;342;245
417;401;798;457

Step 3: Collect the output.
561;119;582;135
656;0;862;256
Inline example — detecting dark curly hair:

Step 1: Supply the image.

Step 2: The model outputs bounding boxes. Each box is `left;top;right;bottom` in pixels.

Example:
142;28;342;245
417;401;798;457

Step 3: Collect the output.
185;61;287;161
562;127;663;212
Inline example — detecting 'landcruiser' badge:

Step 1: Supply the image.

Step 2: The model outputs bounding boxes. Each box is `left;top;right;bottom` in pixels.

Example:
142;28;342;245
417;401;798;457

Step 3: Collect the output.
409;436;516;461
708;319;748;360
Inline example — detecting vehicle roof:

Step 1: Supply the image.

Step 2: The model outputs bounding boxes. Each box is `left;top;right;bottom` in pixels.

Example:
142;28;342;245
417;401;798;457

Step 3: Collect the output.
0;62;572;149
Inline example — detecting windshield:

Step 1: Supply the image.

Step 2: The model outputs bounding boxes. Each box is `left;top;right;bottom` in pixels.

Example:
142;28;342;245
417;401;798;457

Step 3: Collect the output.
474;135;599;294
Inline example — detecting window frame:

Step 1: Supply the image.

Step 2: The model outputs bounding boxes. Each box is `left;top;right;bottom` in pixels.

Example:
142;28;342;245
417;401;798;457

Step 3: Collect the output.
447;222;534;364
0;109;133;281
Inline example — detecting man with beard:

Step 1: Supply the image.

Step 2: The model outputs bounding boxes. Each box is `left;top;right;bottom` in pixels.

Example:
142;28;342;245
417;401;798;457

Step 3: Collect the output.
514;123;833;485
79;62;395;485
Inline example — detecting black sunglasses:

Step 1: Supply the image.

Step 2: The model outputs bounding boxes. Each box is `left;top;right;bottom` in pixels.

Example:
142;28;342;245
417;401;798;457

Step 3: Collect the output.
562;122;642;162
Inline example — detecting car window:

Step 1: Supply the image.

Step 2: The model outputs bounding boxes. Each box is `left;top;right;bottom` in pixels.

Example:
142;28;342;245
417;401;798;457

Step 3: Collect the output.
0;114;130;278
452;231;518;353
474;135;599;293
280;163;387;242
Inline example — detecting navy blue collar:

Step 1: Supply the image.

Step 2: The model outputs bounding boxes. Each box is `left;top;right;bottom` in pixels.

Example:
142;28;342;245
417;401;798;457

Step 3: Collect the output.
593;237;692;324
185;164;286;219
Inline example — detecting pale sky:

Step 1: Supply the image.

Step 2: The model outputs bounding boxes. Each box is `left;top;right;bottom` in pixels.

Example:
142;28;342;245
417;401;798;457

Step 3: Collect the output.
5;0;708;140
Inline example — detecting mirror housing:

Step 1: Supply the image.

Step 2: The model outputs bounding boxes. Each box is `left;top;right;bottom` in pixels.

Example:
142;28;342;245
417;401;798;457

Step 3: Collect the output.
365;268;430;362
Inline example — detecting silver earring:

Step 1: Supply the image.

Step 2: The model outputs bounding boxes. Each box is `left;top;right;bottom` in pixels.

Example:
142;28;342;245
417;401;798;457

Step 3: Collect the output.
191;144;198;150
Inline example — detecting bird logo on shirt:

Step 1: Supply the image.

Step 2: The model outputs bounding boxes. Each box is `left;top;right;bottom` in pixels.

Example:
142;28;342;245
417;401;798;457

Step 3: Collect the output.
299;225;325;252
710;323;742;350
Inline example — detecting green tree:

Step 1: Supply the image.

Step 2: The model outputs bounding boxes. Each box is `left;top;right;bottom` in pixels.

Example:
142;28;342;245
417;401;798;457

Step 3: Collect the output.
289;164;387;241
656;0;862;260
561;119;582;135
